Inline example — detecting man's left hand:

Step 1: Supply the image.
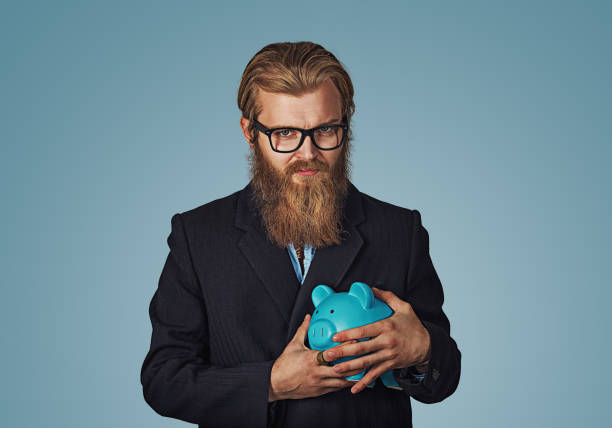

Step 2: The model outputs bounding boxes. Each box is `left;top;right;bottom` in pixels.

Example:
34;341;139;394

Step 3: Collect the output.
324;287;431;394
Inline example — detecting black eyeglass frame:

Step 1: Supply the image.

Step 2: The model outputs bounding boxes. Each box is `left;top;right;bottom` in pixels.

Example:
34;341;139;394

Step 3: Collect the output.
253;119;348;153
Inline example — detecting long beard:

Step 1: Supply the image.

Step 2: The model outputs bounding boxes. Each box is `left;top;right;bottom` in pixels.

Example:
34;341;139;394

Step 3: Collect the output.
248;143;350;249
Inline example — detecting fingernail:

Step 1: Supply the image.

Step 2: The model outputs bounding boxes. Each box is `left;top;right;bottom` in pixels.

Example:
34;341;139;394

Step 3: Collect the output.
332;335;339;341
327;351;335;359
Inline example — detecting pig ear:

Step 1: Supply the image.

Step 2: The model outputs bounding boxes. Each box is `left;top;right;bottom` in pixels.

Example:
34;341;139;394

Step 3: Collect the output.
312;285;334;308
312;285;334;307
348;282;374;309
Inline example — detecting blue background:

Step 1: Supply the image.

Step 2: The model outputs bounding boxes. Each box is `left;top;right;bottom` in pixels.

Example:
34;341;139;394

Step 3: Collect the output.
2;1;610;427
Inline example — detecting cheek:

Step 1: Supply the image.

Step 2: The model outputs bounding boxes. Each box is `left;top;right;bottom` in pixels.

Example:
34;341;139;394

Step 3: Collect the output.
322;151;341;167
263;150;289;172
278;157;294;173
268;157;284;171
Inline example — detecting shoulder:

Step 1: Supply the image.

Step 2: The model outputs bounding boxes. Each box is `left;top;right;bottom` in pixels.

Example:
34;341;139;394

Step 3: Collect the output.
183;188;241;220
350;186;428;241
357;187;420;224
170;187;244;236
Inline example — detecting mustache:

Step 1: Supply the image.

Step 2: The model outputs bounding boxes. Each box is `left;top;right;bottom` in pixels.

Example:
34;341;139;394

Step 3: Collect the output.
284;159;329;175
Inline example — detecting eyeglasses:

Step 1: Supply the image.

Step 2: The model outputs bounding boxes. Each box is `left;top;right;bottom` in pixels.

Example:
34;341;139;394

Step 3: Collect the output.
253;119;348;153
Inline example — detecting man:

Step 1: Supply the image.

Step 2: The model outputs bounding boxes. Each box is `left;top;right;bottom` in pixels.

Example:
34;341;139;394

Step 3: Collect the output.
141;41;461;428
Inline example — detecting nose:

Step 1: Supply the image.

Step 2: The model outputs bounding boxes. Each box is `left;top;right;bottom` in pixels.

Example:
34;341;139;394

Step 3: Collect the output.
294;134;318;160
308;319;336;349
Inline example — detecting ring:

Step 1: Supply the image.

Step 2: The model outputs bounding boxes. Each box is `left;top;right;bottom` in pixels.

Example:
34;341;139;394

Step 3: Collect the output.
316;350;331;366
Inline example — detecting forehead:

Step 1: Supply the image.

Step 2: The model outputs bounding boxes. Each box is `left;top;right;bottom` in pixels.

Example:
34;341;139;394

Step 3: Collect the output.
257;79;343;127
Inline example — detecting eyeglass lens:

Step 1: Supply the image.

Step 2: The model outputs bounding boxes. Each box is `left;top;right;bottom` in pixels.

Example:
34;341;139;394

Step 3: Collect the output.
270;126;344;151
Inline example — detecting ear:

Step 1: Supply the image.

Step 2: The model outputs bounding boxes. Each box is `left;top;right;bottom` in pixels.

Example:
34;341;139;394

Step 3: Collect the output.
312;285;334;307
240;117;255;149
348;282;374;310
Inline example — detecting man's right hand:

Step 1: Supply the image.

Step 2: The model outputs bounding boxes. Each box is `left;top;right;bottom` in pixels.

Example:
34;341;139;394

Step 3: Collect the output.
268;314;362;402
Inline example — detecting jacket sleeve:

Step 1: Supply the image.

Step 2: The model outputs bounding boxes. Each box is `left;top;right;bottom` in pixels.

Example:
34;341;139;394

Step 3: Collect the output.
140;213;275;427
392;210;462;403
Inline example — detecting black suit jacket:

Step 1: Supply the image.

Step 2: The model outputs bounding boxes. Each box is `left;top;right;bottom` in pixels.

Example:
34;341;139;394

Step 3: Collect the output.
141;181;461;428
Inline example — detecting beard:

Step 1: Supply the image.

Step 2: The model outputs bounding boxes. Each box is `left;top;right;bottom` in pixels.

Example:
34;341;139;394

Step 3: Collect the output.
248;142;351;249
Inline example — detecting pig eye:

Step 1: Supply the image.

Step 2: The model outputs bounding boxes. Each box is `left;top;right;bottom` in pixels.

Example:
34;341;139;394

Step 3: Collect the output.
330;309;334;313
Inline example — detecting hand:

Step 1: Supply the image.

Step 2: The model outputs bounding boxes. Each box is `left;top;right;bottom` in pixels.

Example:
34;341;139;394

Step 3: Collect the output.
324;287;431;394
268;314;362;402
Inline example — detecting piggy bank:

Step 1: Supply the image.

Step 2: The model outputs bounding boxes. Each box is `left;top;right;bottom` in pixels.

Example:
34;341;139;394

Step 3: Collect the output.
307;281;402;390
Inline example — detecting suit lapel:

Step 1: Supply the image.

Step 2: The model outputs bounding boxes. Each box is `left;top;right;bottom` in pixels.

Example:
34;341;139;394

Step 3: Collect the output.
236;184;300;325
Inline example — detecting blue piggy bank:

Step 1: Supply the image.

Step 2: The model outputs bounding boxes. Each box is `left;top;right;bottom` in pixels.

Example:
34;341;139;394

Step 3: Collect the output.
307;281;402;390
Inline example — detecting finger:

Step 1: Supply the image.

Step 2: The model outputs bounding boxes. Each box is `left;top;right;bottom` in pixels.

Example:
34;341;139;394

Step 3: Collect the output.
292;313;311;347
333;348;396;374
317;364;370;386
371;287;405;312
318;377;356;389
332;321;385;343
351;361;394;394
336;368;365;377
326;335;386;361
314;362;365;380
315;364;355;379
315;362;367;380
325;339;358;361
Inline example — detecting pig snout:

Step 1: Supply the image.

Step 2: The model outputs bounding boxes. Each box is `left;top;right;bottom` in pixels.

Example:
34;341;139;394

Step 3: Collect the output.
309;319;336;349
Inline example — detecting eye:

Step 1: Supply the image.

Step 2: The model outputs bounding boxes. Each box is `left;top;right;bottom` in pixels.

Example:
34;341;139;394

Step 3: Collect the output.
273;129;294;137
330;309;334;313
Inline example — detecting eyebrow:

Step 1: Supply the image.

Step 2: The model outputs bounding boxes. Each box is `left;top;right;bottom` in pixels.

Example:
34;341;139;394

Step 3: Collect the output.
268;117;342;129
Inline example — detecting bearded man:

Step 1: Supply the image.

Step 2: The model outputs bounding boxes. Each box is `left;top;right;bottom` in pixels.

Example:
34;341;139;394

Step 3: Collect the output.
141;41;461;428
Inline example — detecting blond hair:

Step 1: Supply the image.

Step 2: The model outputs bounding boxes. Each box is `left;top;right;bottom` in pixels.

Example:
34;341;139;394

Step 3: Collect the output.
237;41;355;145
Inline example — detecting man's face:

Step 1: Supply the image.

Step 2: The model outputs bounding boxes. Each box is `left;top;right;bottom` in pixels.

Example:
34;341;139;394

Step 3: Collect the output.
239;79;350;248
240;78;344;185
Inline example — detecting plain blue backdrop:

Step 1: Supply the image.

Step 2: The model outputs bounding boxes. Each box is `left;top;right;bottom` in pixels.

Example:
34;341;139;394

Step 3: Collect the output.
1;1;610;427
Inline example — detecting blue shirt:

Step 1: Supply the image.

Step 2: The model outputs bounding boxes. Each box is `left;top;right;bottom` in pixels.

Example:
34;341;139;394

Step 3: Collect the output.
287;243;315;284
286;243;425;383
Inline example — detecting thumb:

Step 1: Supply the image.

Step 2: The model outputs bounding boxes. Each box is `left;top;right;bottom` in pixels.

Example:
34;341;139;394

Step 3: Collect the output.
291;313;311;347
